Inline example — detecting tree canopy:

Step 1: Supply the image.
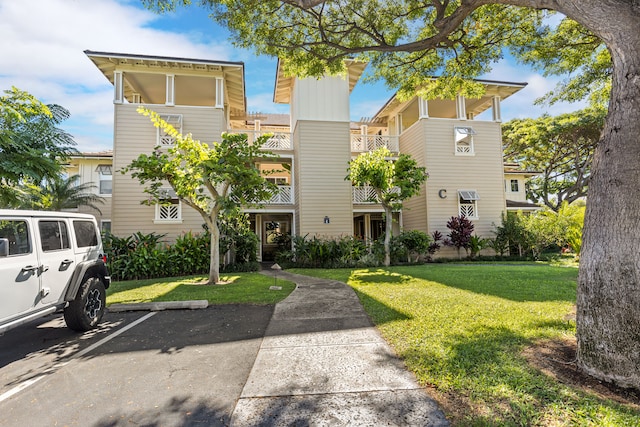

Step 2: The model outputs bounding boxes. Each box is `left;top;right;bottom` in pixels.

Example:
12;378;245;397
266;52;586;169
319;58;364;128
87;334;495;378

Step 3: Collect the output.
122;107;278;284
0;87;77;206
503;107;605;211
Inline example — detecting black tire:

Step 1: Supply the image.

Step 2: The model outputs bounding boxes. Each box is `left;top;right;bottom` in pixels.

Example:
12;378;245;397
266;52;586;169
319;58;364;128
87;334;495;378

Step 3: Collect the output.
64;277;106;332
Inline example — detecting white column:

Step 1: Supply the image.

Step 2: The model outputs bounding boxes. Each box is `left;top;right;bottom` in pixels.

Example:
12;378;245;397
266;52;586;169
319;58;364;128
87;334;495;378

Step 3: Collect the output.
456;95;466;120
396;113;403;134
492;95;502;122
254;119;261;131
113;71;123;104
418;97;429;118
132;93;141;104
215;77;224;109
364;214;371;243
166;74;175;106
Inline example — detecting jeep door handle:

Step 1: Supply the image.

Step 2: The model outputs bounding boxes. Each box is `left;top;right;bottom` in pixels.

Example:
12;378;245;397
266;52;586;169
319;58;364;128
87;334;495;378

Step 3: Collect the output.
61;259;74;265
21;265;39;273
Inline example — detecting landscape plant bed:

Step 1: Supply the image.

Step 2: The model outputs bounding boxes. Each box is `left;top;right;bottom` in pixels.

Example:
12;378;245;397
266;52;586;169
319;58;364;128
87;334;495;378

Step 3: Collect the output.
291;264;640;426
106;272;295;306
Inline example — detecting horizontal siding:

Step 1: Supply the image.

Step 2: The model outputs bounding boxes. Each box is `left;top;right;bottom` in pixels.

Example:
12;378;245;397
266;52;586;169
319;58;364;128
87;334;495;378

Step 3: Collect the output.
295;120;352;237
398;121;428;233
423;119;505;237
293;76;350;123
113;104;225;241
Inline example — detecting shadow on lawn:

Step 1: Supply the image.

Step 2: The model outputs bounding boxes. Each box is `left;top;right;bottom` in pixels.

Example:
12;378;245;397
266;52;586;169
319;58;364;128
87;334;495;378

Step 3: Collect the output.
401;325;639;425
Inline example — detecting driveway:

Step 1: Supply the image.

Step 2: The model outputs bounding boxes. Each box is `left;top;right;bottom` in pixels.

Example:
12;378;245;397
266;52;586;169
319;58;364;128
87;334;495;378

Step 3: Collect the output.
0;305;273;427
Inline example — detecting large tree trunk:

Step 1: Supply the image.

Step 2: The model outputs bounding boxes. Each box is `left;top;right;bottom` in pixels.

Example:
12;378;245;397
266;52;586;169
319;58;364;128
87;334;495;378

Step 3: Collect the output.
559;1;640;389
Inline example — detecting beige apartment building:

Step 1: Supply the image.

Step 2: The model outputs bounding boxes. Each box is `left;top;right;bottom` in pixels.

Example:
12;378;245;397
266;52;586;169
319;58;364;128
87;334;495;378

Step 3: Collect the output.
64;151;113;232
86;50;533;260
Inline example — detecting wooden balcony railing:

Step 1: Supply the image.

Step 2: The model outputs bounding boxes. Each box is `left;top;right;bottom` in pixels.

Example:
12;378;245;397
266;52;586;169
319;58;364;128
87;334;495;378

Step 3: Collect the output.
351;135;399;153
242;131;292;150
265;185;293;204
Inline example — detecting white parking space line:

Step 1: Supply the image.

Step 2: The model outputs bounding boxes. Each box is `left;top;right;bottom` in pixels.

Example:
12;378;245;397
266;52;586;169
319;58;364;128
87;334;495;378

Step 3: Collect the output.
0;312;157;403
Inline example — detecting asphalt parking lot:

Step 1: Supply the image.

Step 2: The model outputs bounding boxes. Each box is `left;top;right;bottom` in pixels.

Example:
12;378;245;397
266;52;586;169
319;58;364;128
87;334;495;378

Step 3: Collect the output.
0;305;273;427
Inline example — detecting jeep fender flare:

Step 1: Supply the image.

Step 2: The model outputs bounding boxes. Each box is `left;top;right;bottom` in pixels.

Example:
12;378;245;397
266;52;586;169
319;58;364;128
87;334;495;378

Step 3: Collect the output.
64;260;111;302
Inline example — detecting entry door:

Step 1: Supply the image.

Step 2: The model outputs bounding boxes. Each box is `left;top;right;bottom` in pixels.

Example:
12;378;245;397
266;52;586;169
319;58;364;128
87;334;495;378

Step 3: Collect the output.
0;219;41;322
36;219;76;305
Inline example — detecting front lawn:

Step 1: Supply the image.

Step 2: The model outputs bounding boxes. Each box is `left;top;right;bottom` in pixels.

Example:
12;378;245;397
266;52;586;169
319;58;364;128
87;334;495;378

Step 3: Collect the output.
291;264;640;426
106;272;296;306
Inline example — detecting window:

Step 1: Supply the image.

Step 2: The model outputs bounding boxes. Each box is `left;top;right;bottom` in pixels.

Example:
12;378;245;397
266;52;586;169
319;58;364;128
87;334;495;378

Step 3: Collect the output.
0;220;31;256
101;220;111;234
157;114;182;147
454;126;476;155
96;164;112;195
265;177;289;185
155;188;182;222
39;220;71;252
73;220;99;247
458;190;480;219
510;179;519;192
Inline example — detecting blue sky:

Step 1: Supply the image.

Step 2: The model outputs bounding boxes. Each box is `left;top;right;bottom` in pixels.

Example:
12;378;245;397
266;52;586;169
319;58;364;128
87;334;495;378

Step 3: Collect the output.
0;0;583;152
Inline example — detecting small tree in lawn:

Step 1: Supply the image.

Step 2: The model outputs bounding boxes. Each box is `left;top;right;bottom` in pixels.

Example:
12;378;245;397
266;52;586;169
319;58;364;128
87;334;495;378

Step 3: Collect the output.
347;147;427;267
122;107;278;284
445;215;474;259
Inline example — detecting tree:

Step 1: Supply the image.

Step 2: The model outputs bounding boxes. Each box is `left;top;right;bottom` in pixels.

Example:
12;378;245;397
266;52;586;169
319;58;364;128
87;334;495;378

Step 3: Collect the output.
347;147;427;266
145;0;640;389
0;87;77;206
503;108;604;211
21;175;105;213
445;215;475;258
122;107;277;284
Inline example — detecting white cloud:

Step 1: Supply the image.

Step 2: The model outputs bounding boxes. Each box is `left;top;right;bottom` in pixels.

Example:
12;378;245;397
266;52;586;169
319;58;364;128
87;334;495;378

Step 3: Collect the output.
482;59;586;120
0;0;234;151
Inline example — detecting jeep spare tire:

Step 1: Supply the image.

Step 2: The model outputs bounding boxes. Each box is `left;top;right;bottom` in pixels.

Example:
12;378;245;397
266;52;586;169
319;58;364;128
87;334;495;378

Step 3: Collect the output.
64;277;106;331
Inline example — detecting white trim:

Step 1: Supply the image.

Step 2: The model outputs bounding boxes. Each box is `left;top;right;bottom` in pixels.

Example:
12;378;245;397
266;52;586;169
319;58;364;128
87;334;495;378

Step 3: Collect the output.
113;71;123;104
492;95;502;122
215;77;224;108
166;74;175;106
457;189;479;219
456;95;466;120
418;97;429;118
454;126;476;155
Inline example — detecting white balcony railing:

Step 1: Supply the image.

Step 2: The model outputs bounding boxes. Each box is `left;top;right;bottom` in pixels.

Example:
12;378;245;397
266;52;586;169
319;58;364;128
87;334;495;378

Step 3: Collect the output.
243;131;292;150
352;186;379;204
351;135;399;153
266;185;293;204
352;186;402;204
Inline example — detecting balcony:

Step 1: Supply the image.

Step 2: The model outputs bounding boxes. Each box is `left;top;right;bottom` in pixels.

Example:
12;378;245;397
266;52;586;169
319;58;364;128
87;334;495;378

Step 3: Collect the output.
352;185;401;204
352;186;379;204
243;131;292;150
351;135;399;153
265;185;293;204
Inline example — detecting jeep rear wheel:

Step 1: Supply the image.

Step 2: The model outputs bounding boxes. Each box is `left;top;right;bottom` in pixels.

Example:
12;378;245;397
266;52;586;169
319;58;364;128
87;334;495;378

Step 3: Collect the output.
64;277;106;332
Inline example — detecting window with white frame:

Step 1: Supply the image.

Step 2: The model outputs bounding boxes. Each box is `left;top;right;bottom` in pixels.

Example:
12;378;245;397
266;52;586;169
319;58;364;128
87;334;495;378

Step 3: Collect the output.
96;164;112;195
458;190;480;218
157;114;183;147
510;179;519;192
155;188;182;222
454;126;476;155
265;177;289;185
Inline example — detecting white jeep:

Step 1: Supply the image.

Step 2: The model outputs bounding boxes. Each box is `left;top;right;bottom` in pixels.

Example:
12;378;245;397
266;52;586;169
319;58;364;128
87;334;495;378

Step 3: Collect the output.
0;210;111;334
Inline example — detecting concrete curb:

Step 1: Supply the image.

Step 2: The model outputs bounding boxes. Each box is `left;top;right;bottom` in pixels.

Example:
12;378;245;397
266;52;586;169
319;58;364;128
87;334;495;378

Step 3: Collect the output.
107;300;209;312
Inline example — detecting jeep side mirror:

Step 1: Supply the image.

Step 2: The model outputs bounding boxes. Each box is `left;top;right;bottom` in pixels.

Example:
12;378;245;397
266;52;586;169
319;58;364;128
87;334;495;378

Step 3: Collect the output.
0;238;8;257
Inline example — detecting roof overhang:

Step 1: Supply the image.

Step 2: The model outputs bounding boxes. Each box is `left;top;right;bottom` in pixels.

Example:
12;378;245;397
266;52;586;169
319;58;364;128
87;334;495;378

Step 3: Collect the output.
373;78;528;121
273;59;367;104
85;50;246;112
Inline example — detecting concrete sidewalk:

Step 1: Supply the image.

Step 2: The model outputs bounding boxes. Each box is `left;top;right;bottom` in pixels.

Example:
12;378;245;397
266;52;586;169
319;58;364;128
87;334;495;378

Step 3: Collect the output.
230;270;449;426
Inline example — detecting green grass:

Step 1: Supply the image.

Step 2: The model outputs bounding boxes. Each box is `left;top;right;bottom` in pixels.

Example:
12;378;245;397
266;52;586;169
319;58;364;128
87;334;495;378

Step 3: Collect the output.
291;264;640;426
106;272;296;306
